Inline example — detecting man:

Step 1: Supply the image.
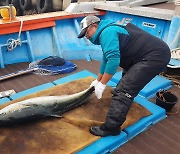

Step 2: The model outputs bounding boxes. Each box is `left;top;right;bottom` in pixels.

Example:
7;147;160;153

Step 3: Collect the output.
78;15;170;137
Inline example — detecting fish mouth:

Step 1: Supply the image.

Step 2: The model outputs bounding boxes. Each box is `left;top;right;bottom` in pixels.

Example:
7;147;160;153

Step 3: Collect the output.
88;86;95;93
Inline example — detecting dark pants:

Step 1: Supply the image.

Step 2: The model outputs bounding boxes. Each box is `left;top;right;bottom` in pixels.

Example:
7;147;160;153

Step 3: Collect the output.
105;48;170;129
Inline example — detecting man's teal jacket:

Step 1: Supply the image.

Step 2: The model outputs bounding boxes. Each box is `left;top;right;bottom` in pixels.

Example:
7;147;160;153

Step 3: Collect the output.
89;20;129;75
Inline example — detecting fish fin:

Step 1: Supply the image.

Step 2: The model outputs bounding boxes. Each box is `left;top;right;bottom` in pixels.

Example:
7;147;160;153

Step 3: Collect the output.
51;114;63;118
21;104;33;108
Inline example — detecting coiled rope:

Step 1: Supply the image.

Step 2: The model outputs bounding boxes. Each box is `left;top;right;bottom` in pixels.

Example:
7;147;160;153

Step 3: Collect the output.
6;17;23;51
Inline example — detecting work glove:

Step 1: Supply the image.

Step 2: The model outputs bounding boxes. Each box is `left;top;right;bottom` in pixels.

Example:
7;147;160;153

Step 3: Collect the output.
90;79;99;88
95;82;106;99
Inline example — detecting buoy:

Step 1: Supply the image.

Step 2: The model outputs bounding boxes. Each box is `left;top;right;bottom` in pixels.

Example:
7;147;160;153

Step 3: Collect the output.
0;6;16;20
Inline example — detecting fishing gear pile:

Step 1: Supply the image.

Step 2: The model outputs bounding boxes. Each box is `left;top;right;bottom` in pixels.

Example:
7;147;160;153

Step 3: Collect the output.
29;56;77;75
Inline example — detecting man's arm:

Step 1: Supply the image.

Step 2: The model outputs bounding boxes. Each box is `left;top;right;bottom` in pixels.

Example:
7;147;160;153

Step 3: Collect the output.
98;73;113;84
94;27;121;99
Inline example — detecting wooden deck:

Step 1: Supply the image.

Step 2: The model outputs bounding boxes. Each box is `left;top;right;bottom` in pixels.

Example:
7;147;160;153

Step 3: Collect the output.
0;60;180;153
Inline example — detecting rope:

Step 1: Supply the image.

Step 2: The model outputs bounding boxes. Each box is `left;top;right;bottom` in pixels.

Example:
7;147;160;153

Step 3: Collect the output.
167;107;179;116
6;17;23;51
163;74;180;87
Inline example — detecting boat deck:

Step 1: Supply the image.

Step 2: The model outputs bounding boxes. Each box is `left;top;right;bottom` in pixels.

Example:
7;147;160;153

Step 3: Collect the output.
146;1;175;10
0;60;179;153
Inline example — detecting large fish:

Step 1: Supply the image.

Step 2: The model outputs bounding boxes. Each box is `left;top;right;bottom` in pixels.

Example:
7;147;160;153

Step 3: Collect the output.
0;87;94;126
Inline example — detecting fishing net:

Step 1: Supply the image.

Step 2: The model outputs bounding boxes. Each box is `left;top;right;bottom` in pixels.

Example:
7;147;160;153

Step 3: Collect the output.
29;56;77;75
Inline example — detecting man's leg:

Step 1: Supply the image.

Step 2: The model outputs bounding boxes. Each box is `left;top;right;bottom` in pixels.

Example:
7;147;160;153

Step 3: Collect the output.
90;59;168;137
105;60;168;128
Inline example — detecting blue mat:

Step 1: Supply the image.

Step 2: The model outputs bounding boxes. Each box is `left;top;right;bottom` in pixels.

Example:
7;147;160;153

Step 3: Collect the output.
139;76;172;98
0;70;168;153
168;58;180;67
10;82;55;100
53;70;167;152
111;71;173;98
124;96;166;139
77;131;127;154
53;70;97;85
53;70;117;87
0;97;11;105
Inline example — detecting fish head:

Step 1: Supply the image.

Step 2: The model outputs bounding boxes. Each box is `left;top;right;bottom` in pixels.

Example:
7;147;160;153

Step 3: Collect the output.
0;103;28;121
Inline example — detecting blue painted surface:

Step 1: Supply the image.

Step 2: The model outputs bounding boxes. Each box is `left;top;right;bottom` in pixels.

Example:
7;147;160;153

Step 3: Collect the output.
0;11;172;68
169;58;180;67
103;11;171;40
136;17;165;38
0;44;4;68
77;131;127;154
29;28;59;60
161;21;171;43
124;96;167;139
0;39;29;68
26;31;35;62
51;26;63;58
102;11;138;25
0;97;11;105
111;71;173;98
55;18;103;61
167;16;180;49
0;32;30;67
10;82;55;100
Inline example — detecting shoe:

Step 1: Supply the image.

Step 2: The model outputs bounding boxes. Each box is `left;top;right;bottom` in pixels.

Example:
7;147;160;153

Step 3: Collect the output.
89;124;121;137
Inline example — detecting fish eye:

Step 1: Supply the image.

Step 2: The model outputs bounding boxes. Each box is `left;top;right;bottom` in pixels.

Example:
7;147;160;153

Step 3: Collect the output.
0;113;6;115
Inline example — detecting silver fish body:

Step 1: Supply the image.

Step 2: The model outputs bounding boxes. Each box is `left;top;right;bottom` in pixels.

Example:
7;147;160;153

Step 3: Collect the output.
0;87;94;126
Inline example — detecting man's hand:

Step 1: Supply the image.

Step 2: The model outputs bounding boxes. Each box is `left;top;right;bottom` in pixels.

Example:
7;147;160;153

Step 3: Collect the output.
95;82;106;99
90;79;99;88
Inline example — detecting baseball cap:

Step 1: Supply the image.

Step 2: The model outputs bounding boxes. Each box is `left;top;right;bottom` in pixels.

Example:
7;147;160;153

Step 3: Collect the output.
78;15;101;38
